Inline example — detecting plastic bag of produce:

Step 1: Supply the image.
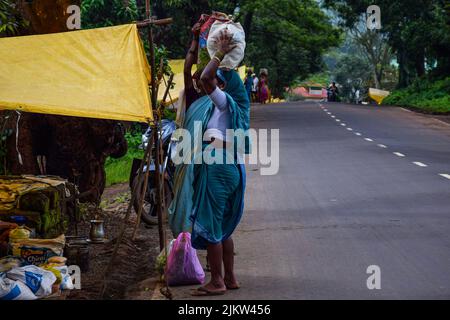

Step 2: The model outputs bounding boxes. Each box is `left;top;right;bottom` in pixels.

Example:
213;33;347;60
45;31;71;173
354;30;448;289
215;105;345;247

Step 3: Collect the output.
0;273;37;300
155;239;175;277
10;234;65;266
207;21;246;70
165;232;204;286
6;265;56;298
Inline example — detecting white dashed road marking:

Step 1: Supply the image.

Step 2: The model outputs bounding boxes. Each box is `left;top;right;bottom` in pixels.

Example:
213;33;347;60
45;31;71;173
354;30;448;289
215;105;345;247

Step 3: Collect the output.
318;105;444;180
413;162;428;167
393;152;406;157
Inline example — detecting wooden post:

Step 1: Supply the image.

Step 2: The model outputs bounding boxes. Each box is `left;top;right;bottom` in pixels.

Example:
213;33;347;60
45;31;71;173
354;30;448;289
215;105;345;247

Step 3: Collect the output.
100;1;173;298
100;134;153;298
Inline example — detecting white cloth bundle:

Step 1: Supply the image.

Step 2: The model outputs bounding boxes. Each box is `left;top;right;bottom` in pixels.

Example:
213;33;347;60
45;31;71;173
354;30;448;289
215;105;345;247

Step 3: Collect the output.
207;21;246;70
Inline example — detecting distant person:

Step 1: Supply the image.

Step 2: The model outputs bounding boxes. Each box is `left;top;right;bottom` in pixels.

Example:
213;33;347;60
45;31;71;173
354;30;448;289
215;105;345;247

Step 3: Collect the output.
328;82;339;102
244;70;254;102
258;72;269;104
251;74;259;102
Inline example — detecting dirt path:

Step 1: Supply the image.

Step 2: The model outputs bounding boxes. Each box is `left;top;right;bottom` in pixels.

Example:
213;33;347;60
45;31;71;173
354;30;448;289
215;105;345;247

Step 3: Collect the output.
66;183;163;300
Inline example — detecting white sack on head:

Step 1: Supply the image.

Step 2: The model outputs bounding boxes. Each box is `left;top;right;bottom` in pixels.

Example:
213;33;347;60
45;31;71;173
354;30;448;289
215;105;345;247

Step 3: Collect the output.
207;21;246;70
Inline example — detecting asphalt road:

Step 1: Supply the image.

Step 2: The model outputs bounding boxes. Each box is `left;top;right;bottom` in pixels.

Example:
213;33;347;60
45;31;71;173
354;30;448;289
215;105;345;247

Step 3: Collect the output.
171;101;450;300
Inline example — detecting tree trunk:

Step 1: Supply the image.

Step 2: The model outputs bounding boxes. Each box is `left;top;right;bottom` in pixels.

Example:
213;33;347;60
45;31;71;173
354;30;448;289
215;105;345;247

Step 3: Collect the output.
17;0;81;35
414;48;425;78
243;10;254;41
397;48;410;88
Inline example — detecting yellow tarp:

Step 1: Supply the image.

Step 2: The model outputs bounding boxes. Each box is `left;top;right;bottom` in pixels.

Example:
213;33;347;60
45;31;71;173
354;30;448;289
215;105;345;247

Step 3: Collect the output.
0;24;153;122
158;59;194;106
369;88;390;105
238;65;247;81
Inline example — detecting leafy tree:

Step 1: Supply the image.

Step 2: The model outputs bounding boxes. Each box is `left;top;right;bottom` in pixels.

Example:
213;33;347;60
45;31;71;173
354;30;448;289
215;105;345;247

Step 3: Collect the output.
347;19;393;89
323;0;450;87
81;0;139;29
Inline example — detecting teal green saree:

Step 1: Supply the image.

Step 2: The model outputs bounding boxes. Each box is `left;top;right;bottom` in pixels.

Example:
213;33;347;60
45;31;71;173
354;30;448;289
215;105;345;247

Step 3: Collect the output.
168;70;250;250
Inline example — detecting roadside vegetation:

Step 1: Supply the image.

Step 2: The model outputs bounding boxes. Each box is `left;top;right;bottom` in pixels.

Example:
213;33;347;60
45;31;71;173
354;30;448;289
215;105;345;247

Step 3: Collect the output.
383;78;450;114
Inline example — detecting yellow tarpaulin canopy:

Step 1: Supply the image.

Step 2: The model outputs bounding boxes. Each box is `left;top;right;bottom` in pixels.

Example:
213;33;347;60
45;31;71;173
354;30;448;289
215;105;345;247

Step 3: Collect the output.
158;59;195;106
0;24;153;122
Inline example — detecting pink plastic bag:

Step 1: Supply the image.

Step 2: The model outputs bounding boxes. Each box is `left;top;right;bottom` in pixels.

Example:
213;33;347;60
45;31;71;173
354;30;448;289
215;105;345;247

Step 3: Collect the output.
165;232;205;286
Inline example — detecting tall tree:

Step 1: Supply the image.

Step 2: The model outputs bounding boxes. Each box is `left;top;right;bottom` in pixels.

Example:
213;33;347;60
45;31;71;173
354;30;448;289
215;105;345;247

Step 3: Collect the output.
348;19;393;89
324;0;450;87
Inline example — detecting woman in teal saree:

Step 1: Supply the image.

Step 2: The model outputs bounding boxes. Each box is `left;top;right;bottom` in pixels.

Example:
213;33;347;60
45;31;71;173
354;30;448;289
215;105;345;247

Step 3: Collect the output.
168;30;250;296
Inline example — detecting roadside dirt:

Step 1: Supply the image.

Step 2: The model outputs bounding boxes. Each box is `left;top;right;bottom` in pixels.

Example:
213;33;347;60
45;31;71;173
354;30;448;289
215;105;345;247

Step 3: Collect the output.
66;183;164;300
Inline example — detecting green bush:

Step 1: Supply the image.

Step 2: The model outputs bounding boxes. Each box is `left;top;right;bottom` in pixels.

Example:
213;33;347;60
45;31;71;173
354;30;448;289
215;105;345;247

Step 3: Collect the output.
383;78;450;114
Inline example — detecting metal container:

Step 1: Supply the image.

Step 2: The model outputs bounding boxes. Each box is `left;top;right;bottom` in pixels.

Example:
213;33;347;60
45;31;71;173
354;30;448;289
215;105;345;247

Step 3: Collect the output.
89;220;106;243
64;236;89;272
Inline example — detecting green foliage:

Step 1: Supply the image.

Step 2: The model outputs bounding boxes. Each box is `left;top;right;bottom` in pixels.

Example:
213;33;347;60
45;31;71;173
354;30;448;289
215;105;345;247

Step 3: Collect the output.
81;0;139;29
242;0;341;96
151;0;341;97
163;108;176;121
292;73;330;88
0;0;28;36
324;0;450;87
383;77;450;114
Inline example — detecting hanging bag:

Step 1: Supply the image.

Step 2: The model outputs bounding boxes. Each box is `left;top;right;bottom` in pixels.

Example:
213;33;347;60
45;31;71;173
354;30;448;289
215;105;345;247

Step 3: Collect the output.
165;232;205;286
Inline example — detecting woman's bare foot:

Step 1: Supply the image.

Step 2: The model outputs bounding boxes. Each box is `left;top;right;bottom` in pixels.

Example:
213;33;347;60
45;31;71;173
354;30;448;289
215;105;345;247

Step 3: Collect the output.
191;280;226;296
224;274;240;290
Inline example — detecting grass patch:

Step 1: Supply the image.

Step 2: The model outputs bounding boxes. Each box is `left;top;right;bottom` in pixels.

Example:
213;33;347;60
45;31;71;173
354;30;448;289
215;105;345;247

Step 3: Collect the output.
105;130;143;187
383;77;450;114
104;110;176;187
